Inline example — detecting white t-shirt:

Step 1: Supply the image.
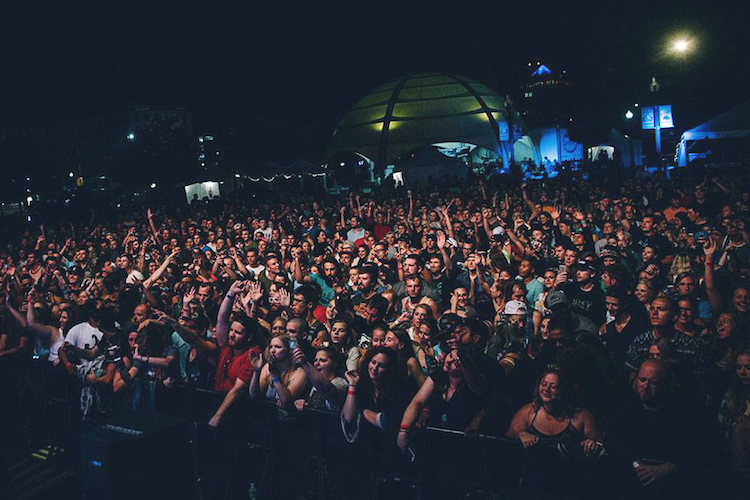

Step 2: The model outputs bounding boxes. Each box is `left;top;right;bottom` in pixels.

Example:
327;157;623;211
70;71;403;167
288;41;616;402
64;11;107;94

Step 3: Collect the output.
248;264;265;278
65;321;103;349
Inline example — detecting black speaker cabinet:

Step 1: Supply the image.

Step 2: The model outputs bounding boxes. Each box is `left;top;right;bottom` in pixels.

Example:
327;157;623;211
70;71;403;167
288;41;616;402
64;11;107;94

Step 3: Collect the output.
80;411;193;500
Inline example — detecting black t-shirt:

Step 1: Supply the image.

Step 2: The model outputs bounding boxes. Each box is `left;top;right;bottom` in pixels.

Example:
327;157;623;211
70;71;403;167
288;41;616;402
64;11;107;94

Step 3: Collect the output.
563;283;607;327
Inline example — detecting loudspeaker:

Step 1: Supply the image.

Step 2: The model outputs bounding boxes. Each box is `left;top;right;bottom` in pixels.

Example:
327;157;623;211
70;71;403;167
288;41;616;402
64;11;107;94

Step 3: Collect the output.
80;410;193;500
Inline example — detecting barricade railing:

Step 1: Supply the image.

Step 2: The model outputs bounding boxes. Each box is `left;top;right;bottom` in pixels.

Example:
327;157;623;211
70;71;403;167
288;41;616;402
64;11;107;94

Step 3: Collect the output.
3;355;749;500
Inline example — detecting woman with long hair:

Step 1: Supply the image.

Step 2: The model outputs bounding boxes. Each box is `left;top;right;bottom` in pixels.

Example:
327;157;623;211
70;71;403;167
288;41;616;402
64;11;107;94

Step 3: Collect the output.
507;366;603;497
411;315;444;377
398;349;489;452
292;346;348;411
341;347;415;444
718;349;750;470
324;295;354;332
248;334;307;410
383;329;426;387
329;319;360;372
6;292;74;365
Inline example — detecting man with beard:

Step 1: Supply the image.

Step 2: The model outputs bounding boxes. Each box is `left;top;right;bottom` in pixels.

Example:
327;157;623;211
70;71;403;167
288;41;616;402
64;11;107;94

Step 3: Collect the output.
290;285;327;346
392;254;441;307
294;256;341;309
425;230;454;305
352;265;382;317
163;280;260;427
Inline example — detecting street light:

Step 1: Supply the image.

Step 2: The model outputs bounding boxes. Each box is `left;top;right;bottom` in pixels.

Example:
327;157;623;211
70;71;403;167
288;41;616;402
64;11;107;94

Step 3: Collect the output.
671;38;692;54
127;133;135;140
625;110;634;120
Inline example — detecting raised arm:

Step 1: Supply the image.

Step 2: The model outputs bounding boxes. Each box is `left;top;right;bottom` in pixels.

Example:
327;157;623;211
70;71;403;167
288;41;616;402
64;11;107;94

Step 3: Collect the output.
156;310;218;360
293;348;344;407
436;231;453;272
703;240;722;314
25;294;59;341
146;208;162;245
229;247;248;276
143;249;179;289
216;280;245;347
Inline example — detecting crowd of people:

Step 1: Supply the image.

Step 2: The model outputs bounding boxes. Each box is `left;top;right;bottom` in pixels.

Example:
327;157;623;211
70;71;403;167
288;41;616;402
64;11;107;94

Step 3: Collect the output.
1;168;749;499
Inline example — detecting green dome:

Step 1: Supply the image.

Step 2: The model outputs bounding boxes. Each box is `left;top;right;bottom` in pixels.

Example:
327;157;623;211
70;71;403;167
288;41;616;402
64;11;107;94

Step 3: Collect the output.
329;72;509;171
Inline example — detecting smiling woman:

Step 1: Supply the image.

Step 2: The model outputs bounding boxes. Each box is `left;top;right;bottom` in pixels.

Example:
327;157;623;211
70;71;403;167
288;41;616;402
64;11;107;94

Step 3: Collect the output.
506;366;603;498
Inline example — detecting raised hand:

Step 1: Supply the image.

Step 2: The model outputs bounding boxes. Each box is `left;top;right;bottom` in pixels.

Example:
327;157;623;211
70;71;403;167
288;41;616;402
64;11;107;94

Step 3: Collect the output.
436;230;446;249
183;287;196;308
278;288;291;308
344;370;360;386
228;279;245;296
291;347;306;367
703;239;717;260
249;351;264;372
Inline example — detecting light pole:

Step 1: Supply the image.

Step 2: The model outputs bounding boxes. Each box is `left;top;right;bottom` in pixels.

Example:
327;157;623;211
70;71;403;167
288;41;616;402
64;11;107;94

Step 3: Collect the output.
625;110;635;167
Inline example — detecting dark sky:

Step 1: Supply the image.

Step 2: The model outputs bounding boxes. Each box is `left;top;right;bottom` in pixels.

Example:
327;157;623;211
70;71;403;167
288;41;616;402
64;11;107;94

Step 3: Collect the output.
1;1;745;163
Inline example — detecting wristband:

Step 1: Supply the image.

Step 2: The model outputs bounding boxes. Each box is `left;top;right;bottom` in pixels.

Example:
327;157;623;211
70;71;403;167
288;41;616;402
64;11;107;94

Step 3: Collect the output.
271;377;281;385
347;389;356;396
400;423;411;431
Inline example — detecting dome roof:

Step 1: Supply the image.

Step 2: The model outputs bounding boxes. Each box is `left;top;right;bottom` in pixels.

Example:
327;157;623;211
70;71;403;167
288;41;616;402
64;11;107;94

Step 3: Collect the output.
328;72;510;170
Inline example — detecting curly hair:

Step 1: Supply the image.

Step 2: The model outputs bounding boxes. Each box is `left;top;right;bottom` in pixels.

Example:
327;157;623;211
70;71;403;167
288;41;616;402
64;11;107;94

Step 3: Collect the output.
531;365;581;418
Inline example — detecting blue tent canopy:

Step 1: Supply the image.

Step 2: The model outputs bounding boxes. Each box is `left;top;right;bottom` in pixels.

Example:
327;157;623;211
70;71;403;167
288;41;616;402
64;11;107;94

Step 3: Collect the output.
678;100;750;166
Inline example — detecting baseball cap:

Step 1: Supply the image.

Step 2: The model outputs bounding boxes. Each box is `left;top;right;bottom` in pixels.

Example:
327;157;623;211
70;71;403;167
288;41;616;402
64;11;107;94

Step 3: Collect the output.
504;300;528;315
599;246;620;260
67;265;84;277
545;290;568;308
576;260;597;273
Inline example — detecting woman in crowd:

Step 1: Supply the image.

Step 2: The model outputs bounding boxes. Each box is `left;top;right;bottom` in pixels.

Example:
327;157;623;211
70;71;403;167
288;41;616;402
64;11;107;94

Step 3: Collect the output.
708;313;747;394
329;319;360;372
507;366;603;498
411;315;443;377
324;294;354;333
397;349;489;452
341;347;416;445
384;329;426;387
633;280;657;310
292;346;348;411
6;291;73;365
249;334;307;410
718;349;750;470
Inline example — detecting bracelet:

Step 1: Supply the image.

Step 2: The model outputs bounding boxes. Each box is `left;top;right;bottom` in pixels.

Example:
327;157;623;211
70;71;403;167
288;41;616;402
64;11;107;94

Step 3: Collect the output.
400;423;411;431
347;389;356;396
271;377;281;385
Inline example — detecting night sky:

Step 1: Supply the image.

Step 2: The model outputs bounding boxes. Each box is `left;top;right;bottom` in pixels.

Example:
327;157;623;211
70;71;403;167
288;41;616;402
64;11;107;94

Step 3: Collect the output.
1;1;746;164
